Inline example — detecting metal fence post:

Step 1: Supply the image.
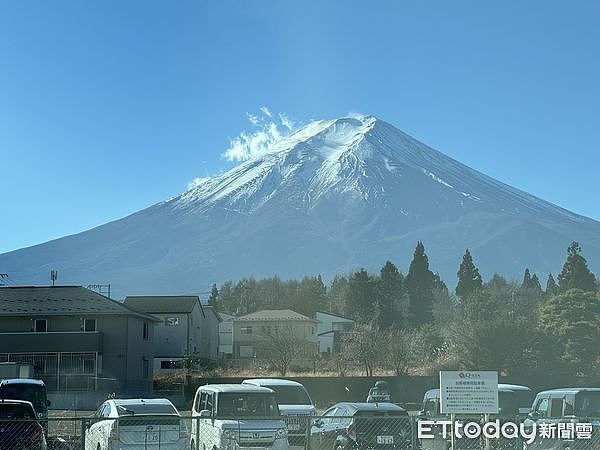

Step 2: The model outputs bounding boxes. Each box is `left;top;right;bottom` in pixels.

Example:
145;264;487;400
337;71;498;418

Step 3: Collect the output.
80;418;87;450
305;415;312;450
411;416;417;450
195;416;200;450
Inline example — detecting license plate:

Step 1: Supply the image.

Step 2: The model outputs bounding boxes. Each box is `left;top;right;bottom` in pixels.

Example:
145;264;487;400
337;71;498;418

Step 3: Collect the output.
377;435;394;444
288;423;300;431
147;431;160;442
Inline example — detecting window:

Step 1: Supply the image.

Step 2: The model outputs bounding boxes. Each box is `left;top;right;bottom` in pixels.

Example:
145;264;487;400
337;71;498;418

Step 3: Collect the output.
549;397;563;418
34;319;47;333
165;317;180;326
143;322;149;340
160;360;183;369
142;357;149;378
84;318;96;332
240;326;252;335
535;397;549;417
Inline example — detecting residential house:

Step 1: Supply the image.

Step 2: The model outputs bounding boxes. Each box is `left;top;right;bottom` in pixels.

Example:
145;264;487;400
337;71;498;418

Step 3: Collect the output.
123;295;220;371
316;311;354;353
217;313;234;360
0;286;159;394
232;309;318;366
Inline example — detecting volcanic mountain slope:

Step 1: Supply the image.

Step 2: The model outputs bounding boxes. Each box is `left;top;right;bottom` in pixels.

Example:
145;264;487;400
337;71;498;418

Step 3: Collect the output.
2;115;599;298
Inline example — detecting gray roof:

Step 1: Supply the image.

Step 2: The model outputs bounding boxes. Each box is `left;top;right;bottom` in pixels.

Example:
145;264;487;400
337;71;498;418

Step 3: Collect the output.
234;309;317;323
123;295;203;315
0;286;159;321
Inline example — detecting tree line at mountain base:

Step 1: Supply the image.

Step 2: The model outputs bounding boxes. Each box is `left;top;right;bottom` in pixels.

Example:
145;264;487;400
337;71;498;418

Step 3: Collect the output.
209;241;600;382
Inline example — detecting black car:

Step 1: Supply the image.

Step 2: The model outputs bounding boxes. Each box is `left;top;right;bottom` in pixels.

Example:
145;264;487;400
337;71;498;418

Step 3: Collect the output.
0;399;47;450
311;402;412;449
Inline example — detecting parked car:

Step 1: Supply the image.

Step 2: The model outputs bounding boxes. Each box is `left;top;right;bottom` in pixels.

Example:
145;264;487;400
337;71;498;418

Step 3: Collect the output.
419;384;533;450
523;387;600;450
242;378;316;445
84;398;188;450
311;402;412;449
191;384;289;450
419;384;533;419
0;379;49;433
366;380;393;403
0;398;47;450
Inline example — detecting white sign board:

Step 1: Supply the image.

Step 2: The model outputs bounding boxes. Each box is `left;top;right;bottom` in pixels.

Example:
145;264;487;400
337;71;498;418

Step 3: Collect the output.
440;371;498;414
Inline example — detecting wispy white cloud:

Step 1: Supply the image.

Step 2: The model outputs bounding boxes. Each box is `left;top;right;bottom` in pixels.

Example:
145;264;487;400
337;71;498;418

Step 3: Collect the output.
259;106;272;118
222;108;297;162
187;177;210;190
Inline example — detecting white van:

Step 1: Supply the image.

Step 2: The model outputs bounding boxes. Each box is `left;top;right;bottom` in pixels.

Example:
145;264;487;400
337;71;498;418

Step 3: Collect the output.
191;384;289;450
242;379;315;445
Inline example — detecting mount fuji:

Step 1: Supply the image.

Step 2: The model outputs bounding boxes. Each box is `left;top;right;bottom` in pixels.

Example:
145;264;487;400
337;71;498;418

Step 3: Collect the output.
2;115;599;298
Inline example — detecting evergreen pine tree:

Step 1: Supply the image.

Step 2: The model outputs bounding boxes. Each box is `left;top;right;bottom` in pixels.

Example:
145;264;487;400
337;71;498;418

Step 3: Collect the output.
346;269;377;322
522;268;532;289
558;242;597;292
208;283;219;308
455;249;483;301
530;273;542;293
406;242;435;327
546;273;558;296
376;261;405;328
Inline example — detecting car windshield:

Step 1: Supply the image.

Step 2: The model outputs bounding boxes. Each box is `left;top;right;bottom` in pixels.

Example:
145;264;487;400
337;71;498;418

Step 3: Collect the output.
0;404;35;419
575;392;600;417
0;385;46;413
498;390;533;414
370;388;389;396
115;403;178;416
264;385;311;405
217;393;279;417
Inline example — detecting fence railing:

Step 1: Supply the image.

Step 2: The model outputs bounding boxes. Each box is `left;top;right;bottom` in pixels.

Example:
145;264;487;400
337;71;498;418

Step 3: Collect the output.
1;414;598;449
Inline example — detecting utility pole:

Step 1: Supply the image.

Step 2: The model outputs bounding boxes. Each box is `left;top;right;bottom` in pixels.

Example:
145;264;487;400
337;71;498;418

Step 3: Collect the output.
50;270;58;286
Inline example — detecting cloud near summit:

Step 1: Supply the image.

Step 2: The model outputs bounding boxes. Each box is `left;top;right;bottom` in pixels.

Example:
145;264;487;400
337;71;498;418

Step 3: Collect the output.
222;108;296;162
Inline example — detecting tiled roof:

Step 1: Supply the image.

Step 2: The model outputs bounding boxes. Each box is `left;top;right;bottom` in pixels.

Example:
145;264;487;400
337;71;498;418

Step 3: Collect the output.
0;286;159;321
123;296;202;314
234;309;317;322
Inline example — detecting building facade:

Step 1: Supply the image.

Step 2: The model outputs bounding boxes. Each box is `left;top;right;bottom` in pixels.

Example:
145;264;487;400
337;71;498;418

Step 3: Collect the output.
0;286;159;394
232;309;318;366
123;295;220;371
315;311;354;353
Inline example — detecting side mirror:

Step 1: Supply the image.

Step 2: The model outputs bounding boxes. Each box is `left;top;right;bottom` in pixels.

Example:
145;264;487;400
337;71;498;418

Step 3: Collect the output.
199;409;212;418
528;411;539;420
313;418;323;428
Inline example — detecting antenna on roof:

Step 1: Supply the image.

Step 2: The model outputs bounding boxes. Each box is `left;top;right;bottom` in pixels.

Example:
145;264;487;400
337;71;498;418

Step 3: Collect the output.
50;270;58;286
88;284;111;298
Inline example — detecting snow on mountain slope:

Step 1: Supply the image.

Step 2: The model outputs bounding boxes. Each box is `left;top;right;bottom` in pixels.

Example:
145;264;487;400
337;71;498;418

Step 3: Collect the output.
1;115;598;298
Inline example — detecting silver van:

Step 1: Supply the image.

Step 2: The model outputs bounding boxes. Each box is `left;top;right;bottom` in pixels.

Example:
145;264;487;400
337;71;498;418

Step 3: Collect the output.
190;384;289;450
242;379;315;445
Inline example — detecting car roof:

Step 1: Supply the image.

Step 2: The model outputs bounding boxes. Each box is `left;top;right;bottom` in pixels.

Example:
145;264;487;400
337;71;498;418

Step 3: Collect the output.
242;379;304;387
498;384;531;392
111;398;176;407
199;384;275;394
536;387;600;396
0;378;45;386
332;402;406;412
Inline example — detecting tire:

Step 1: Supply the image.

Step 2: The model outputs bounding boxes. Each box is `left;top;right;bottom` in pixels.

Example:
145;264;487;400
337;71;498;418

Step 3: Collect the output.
190;441;194;450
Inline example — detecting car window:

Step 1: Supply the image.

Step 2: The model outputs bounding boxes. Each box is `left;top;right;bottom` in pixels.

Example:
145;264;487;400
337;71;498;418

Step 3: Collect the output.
549;398;563;418
535;398;549;416
198;392;207;412
101;404;111;417
0;403;35;419
323;407;339;417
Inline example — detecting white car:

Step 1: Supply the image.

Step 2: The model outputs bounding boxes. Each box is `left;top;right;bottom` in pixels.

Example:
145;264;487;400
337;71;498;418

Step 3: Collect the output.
191;384;289;450
242;379;315;445
85;398;188;449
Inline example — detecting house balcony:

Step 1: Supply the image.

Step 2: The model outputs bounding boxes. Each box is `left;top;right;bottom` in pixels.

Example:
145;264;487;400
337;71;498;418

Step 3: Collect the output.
0;331;103;353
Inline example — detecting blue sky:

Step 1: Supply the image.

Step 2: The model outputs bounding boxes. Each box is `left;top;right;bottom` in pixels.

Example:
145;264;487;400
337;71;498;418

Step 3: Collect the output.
1;1;599;254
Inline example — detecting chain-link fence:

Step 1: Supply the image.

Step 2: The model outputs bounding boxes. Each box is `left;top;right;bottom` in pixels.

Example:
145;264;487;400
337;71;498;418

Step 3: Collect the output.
2;414;599;449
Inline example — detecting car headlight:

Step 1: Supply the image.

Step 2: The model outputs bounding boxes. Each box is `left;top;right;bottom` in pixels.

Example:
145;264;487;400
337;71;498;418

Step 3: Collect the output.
223;429;239;441
276;428;288;439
